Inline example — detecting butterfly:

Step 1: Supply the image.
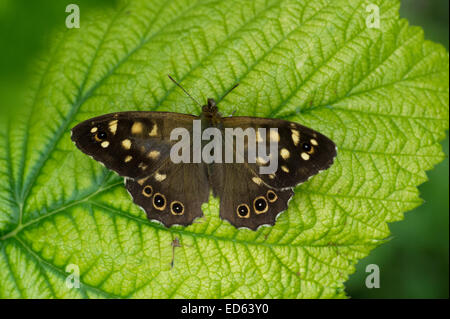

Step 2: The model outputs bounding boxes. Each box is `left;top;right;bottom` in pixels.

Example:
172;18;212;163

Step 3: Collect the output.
71;78;337;230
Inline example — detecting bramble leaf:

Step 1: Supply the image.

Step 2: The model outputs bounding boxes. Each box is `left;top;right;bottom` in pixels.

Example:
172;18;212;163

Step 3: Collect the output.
0;0;448;298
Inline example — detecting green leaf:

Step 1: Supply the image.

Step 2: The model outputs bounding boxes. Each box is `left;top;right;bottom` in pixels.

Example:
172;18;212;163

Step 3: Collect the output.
0;0;448;298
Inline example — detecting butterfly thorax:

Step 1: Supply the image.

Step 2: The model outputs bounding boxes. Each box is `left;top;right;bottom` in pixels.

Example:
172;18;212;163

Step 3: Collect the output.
200;98;222;127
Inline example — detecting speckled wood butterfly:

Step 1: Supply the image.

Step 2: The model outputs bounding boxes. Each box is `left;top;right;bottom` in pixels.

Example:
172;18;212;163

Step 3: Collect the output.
71;79;336;230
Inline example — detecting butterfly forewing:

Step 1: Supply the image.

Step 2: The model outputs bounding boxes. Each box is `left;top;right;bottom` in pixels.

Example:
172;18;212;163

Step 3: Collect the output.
221;117;337;189
71;111;197;179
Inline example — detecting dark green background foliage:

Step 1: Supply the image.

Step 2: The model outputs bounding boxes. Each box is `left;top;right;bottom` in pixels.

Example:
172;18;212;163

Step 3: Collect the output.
0;0;448;298
0;0;117;114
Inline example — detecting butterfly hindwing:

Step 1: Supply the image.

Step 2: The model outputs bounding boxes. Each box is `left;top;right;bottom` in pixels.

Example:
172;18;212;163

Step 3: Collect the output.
125;161;210;227
210;163;294;230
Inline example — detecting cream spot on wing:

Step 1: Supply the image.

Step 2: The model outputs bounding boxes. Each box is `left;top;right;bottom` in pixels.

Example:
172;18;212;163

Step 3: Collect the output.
301;152;310;160
124;155;132;162
269;130;280;142
280;148;290;160
155;172;167;182
256;130;264;143
131;122;144;135
252;177;263;185
310;138;318;146
138;162;148;170
148;150;160;160
269;174;275;179
291;129;300;146
90;127;98;133
281;165;289;173
109;120;118;134
256;156;268;166
149;124;158;137
137;177;149;185
101;141;109;148
122;139;131;150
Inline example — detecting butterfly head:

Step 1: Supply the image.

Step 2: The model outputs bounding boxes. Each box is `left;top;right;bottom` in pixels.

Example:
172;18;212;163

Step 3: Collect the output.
201;98;220;117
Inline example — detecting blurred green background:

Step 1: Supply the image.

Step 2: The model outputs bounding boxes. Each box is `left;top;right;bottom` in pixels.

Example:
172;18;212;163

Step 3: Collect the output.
0;0;448;298
0;0;117;114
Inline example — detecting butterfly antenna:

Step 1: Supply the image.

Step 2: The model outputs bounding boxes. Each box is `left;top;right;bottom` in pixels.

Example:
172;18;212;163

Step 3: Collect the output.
218;82;239;103
168;75;202;106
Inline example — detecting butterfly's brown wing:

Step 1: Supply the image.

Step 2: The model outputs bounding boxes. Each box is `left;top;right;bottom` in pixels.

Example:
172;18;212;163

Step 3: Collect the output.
221;116;337;189
72;111;210;227
71;111;197;179
125;161;209;227
210;163;294;230
210;116;336;229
